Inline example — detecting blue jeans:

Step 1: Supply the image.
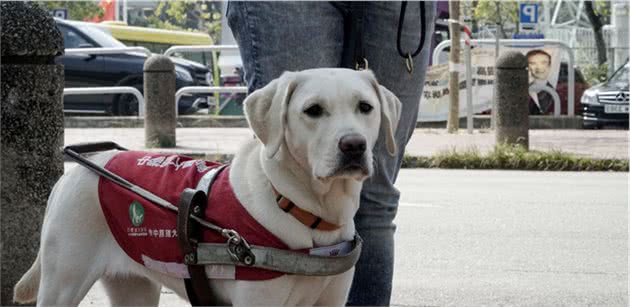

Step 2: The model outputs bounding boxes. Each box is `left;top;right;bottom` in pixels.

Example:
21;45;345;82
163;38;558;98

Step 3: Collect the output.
227;2;436;305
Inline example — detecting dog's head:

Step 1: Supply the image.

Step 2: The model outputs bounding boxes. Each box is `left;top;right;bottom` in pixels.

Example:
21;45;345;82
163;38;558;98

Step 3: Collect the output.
244;68;401;182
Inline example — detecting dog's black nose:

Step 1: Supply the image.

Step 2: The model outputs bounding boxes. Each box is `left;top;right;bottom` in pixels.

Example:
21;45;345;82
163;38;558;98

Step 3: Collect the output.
339;134;366;156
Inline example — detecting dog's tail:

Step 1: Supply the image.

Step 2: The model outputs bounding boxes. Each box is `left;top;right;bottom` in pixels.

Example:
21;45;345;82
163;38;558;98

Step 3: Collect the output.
14;175;65;304
13;251;41;304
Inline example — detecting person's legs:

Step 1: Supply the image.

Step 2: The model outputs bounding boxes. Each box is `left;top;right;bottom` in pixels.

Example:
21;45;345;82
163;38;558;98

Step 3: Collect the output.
347;2;436;305
227;1;436;305
226;1;344;92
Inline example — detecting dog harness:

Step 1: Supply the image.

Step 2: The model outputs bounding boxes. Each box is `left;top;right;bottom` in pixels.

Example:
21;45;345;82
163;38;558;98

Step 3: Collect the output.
97;150;357;281
66;142;362;305
100;151;274;280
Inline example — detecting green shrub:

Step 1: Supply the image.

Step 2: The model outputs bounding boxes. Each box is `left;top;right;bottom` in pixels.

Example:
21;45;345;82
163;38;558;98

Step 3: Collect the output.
581;63;609;86
190;147;629;172
403;144;628;172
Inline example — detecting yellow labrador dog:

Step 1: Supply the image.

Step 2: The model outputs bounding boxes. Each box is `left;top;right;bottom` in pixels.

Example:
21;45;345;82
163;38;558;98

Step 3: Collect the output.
13;68;401;306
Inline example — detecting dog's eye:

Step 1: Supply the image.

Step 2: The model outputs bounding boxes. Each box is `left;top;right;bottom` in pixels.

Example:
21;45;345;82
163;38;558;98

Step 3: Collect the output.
358;101;373;114
304;104;324;118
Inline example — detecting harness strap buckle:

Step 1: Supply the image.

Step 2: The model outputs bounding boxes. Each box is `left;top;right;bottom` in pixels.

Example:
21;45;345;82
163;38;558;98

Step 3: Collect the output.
223;229;256;266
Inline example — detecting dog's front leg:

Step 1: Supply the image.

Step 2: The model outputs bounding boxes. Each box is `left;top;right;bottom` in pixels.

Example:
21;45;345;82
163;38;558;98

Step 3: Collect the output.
314;268;355;306
212;277;298;306
100;275;161;306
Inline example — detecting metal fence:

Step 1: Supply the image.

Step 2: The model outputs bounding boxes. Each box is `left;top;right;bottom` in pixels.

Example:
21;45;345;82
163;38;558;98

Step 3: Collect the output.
65;46;152;57
476;27;629;71
432;39;576;116
63;46;246;117
64;86;145;116
64;47;152;117
164;45;245;115
544;27;629;69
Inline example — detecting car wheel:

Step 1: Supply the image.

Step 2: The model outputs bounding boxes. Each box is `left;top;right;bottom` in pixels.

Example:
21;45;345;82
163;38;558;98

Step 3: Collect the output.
582;121;600;129
113;84;141;116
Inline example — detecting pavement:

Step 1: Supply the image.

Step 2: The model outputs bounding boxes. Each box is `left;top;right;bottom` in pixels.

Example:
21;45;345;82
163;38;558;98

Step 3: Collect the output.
78;169;628;306
64;126;627;305
65;128;629;160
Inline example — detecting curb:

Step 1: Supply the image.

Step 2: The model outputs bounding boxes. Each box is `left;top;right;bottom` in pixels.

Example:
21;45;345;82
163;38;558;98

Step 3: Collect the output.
64;150;628;172
64;115;584;129
64;115;248;128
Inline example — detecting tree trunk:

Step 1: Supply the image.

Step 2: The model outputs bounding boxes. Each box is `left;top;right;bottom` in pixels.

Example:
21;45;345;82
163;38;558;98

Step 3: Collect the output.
495;1;508;39
584;1;607;65
447;0;460;133
491;0;501;129
471;1;479;34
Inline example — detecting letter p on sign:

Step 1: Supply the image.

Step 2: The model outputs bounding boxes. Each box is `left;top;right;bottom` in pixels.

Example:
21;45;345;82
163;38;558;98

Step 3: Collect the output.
519;3;538;24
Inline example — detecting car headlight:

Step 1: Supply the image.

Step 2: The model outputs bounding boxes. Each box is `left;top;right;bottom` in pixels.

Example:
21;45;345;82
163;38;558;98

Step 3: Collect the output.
175;67;193;82
580;91;599;105
205;71;213;85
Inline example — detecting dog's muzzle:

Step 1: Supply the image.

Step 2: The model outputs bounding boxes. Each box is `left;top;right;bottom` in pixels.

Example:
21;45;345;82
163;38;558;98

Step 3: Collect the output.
339;134;366;158
336;134;369;174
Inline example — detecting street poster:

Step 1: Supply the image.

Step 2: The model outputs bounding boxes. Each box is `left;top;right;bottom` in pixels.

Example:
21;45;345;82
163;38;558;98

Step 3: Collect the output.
419;45;562;122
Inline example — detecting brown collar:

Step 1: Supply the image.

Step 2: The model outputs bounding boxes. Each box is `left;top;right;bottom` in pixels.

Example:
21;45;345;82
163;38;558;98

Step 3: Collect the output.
271;187;341;231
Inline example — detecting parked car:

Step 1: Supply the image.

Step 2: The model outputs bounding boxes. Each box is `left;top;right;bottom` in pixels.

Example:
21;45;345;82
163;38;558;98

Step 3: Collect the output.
55;18;211;115
555;63;590;115
581;62;629;129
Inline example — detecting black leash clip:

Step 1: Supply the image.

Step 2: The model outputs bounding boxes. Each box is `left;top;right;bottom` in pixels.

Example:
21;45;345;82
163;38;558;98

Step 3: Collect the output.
405;53;414;74
355;57;369;71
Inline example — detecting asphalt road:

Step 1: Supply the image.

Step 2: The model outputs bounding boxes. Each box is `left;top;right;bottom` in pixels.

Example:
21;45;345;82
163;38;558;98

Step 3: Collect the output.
391;169;628;306
77;169;627;306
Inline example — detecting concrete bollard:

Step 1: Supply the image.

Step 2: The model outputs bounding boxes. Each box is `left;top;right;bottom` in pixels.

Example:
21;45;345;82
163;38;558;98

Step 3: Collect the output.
0;2;65;304
494;51;529;150
144;55;177;148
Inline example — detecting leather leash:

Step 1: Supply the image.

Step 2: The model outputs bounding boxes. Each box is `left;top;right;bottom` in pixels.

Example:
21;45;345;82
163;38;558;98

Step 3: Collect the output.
331;2;368;71
331;1;428;74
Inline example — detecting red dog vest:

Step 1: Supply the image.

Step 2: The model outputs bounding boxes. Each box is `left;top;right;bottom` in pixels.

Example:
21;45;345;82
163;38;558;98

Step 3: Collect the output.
98;151;290;280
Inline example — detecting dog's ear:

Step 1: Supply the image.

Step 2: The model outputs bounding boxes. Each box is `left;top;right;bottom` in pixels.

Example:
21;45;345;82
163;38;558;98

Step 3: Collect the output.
367;73;402;156
244;73;297;158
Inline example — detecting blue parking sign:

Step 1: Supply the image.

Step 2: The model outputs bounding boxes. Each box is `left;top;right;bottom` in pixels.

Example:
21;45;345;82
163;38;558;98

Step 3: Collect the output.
519;3;538;24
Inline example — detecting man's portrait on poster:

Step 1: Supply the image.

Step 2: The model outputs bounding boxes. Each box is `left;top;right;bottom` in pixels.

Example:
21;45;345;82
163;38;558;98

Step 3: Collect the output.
527;49;558;115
